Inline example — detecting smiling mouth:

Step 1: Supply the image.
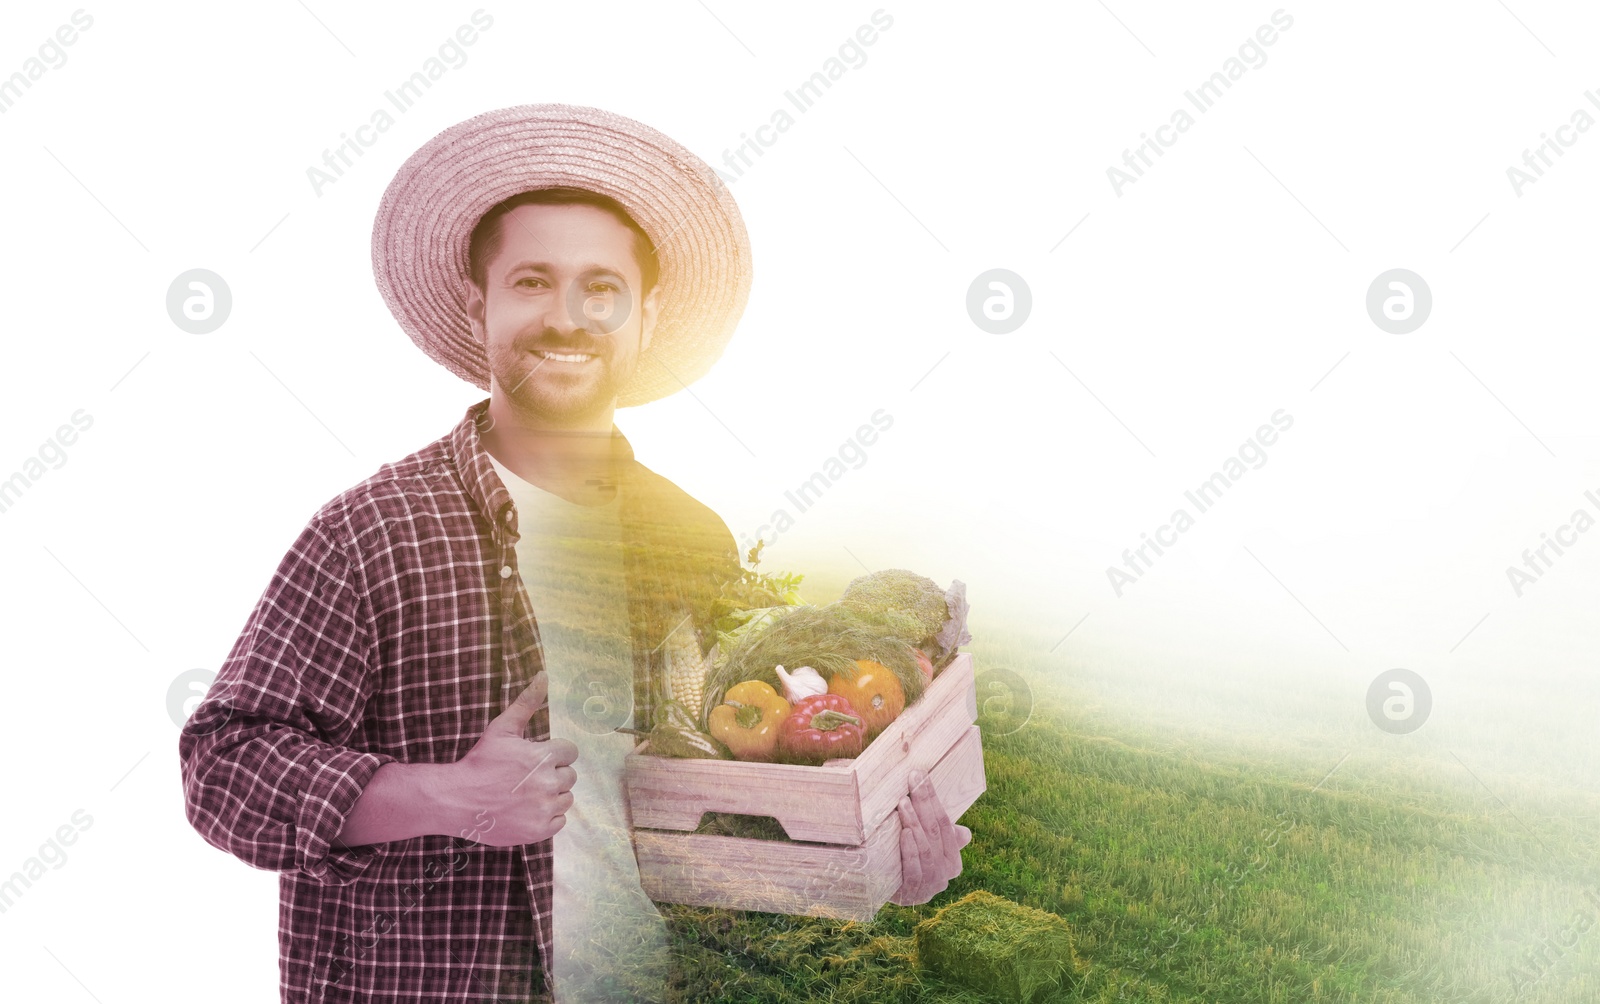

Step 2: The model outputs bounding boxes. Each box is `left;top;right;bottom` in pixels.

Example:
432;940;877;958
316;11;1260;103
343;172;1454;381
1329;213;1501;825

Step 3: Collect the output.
532;350;596;363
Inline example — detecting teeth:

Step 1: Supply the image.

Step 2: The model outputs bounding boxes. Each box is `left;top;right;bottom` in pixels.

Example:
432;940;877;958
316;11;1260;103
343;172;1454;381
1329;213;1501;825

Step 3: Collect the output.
536;351;594;363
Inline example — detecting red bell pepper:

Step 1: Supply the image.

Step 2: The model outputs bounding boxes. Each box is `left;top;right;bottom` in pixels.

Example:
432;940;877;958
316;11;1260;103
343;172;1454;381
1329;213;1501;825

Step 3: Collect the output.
778;693;865;764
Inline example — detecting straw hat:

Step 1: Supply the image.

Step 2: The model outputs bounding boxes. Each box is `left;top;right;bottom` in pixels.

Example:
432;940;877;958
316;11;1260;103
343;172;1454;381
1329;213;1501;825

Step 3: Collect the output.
371;104;752;407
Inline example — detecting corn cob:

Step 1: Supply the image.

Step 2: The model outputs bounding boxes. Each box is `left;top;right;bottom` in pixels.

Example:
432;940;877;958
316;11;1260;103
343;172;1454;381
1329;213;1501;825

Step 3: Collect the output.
664;620;710;726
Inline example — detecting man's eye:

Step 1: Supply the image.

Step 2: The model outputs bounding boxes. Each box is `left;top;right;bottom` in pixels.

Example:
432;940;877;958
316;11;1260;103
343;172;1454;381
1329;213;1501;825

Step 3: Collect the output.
513;277;547;289
587;282;617;293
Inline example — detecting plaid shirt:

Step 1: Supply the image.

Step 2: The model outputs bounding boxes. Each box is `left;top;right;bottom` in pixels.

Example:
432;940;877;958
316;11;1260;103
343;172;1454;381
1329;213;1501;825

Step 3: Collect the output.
179;398;737;1003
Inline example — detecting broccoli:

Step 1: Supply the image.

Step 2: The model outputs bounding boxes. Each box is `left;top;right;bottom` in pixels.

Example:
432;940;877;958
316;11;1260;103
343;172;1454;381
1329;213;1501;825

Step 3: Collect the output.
840;569;973;668
840;569;949;640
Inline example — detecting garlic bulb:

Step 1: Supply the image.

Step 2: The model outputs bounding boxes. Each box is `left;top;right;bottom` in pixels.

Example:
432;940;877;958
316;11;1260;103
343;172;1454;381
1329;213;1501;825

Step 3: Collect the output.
774;664;827;703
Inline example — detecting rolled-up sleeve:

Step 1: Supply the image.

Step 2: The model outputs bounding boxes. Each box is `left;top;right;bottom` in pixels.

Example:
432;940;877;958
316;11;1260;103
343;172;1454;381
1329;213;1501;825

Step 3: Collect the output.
179;513;396;883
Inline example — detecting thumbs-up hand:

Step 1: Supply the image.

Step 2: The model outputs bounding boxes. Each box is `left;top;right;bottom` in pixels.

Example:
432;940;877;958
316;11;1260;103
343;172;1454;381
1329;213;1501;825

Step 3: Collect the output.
444;673;579;846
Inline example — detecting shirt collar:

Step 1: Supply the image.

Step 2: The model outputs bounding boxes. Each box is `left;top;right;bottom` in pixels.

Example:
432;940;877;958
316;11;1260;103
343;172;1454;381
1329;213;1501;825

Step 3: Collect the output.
446;397;636;543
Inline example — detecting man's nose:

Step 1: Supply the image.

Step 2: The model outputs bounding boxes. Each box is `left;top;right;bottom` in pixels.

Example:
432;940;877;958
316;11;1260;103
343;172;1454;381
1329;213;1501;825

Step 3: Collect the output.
545;284;588;337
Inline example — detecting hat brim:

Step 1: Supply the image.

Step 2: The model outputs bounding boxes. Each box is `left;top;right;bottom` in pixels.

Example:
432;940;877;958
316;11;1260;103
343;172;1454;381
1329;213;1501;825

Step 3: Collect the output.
371;103;751;407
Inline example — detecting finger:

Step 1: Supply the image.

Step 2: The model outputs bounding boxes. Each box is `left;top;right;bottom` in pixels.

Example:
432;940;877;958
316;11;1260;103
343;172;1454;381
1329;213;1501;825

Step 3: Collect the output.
919;817;949;894
536;737;580;767
908;771;956;868
487;673;548;735
902;794;937;890
552;764;578;794
507;740;577;795
897;801;924;894
553;790;575;814
933;803;963;874
938;823;967;884
548;812;568;836
916;824;941;893
908;770;945;825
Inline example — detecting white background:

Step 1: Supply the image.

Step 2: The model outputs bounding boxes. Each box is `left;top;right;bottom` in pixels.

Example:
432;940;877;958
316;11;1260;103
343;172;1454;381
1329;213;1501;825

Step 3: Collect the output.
1;1;1596;999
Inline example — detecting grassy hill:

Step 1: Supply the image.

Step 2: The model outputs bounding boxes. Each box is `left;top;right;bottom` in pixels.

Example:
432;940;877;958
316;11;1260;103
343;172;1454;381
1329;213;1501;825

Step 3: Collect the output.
650;614;1600;1002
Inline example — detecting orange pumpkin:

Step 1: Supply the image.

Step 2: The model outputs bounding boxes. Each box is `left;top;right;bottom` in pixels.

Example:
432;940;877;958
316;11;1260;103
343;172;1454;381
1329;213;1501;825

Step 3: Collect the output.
827;659;906;739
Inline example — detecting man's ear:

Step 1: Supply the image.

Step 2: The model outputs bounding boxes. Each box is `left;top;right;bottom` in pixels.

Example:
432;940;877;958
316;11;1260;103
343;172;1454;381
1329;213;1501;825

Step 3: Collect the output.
465;279;487;344
639;284;660;352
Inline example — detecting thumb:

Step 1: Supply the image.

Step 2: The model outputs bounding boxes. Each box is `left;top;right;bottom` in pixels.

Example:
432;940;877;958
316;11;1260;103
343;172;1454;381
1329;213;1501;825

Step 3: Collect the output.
487;673;548;736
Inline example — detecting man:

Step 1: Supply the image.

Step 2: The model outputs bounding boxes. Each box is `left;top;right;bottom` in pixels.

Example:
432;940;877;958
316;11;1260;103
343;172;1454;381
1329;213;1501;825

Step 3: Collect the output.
179;104;966;1003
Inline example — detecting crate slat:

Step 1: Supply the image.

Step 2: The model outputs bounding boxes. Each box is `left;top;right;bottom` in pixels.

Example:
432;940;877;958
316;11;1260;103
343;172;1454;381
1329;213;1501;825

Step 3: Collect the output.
634;809;900;921
625;654;977;844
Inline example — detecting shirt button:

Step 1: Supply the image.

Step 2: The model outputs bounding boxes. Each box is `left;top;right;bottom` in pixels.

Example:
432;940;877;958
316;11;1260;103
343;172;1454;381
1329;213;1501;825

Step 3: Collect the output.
504;510;515;524
499;565;513;579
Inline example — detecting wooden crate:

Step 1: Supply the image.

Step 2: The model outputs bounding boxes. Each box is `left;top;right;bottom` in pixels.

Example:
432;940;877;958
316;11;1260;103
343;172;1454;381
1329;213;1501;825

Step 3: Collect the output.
633;723;986;921
625;653;979;845
625;653;985;920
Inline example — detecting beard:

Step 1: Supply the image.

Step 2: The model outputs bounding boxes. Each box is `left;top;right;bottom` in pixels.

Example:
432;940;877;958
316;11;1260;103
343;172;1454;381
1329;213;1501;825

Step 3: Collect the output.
486;329;634;423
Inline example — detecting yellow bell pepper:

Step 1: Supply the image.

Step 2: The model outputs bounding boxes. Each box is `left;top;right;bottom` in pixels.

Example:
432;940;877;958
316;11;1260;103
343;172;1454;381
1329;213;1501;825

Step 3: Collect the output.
707;680;790;761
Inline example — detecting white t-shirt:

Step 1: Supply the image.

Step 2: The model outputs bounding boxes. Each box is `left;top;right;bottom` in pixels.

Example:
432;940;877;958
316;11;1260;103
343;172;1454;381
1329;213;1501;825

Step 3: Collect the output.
486;453;669;1002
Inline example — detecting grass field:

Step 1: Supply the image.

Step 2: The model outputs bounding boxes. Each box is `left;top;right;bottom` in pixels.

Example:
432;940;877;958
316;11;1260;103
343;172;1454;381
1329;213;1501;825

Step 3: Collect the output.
650;602;1600;1003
